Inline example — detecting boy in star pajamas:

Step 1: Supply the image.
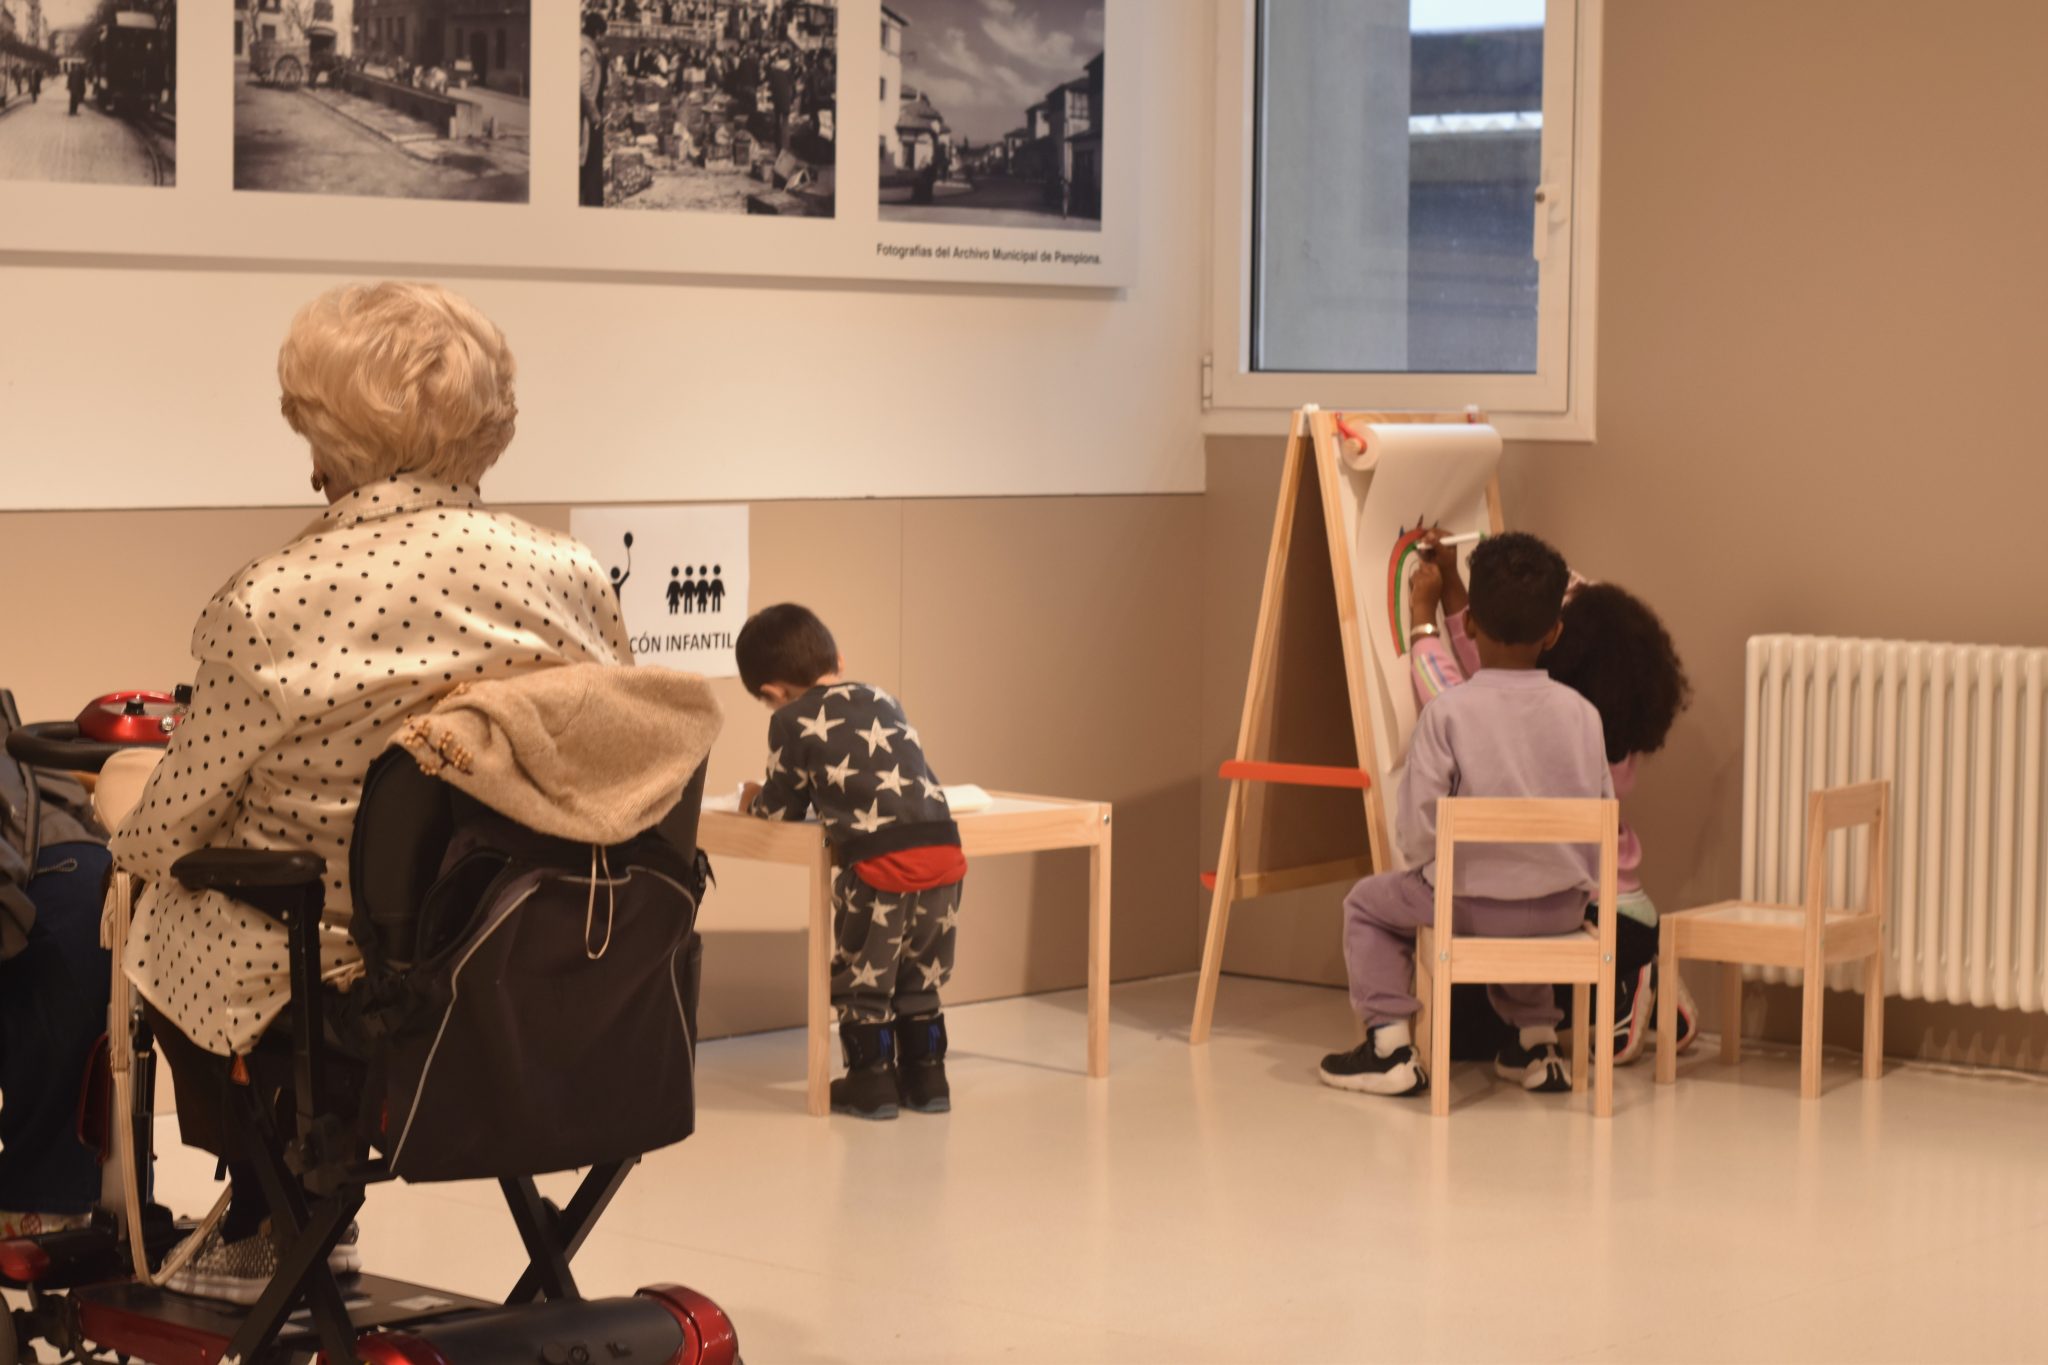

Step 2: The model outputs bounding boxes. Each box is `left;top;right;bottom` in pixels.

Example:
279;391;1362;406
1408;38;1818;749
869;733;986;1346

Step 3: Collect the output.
738;603;965;1120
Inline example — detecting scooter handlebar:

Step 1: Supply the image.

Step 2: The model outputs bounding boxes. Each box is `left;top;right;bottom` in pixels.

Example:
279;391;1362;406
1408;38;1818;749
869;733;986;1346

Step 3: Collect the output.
4;722;126;773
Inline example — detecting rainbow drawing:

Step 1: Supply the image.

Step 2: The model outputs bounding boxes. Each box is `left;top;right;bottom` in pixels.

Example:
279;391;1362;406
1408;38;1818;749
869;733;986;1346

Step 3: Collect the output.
1387;522;1437;656
1387;523;1487;655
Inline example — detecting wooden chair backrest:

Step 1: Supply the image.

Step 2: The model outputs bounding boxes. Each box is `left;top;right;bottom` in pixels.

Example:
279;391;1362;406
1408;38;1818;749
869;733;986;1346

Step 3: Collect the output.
1801;780;1891;924
1437;797;1618;848
1432;797;1621;958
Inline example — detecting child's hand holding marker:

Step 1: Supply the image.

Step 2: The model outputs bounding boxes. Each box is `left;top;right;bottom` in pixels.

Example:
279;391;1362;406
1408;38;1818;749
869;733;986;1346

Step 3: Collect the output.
1409;554;1445;628
1415;526;1475;619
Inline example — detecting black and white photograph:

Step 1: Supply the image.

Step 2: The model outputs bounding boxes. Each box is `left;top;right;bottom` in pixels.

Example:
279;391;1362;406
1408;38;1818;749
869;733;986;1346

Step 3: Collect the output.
233;0;530;203
879;0;1102;230
0;1;175;187
579;0;838;217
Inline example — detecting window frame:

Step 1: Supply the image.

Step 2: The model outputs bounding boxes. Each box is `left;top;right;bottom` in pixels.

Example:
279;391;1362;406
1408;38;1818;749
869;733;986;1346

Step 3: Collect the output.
1205;0;1604;442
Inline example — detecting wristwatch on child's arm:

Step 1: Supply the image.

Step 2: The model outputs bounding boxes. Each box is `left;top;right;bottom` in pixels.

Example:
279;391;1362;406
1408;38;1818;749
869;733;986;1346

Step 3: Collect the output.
1409;623;1440;645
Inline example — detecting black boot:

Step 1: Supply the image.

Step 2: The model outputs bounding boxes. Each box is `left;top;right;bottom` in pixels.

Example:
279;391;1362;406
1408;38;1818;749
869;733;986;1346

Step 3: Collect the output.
831;1020;900;1120
896;1012;951;1114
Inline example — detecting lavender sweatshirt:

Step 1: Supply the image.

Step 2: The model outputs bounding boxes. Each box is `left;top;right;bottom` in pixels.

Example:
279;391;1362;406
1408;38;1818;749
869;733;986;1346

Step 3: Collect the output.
1411;607;1646;896
1396;668;1614;899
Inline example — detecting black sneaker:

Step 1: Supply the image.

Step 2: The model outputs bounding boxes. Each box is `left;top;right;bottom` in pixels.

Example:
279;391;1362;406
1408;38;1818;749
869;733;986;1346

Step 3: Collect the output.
162;1224;278;1306
1495;1032;1572;1092
1318;1024;1426;1096
330;1220;361;1277
831;1020;901;1120
895;1012;951;1114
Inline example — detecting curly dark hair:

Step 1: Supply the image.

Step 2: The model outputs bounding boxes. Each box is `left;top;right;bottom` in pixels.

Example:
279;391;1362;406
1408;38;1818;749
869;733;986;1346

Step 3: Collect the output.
1539;583;1691;763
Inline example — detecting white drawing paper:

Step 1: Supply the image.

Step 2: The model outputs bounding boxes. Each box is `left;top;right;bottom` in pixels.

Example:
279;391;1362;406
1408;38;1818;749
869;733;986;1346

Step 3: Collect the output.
1333;424;1502;866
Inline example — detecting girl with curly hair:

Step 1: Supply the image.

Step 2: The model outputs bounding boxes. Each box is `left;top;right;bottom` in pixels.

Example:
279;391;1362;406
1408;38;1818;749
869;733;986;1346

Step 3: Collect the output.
1407;539;1695;1066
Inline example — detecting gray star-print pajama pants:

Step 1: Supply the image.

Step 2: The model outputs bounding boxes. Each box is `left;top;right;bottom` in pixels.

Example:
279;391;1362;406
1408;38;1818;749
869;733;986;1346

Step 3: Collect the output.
832;866;964;1023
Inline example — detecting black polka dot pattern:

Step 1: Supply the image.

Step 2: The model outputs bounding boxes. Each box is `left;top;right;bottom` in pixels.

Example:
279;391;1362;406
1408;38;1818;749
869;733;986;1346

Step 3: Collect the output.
110;477;633;1057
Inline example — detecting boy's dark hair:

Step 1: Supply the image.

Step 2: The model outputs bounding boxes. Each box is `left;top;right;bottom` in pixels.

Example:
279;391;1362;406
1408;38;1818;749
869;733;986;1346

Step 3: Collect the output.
1541;583;1693;763
735;603;838;699
1465;532;1570;646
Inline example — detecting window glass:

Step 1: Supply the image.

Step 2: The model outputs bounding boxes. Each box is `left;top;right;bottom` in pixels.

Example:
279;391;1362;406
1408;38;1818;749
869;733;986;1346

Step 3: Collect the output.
1253;0;1546;375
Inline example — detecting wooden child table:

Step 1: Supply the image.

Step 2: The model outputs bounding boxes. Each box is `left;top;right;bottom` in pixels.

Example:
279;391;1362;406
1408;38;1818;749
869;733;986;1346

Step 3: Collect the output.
695;791;1113;1116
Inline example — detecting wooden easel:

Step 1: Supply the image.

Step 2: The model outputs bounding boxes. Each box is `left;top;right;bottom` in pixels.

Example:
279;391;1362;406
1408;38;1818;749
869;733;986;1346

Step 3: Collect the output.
1190;407;1504;1044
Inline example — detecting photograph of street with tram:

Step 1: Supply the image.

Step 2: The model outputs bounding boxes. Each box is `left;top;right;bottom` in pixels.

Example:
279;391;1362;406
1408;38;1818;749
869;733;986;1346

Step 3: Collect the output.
233;0;530;203
0;1;175;187
579;0;839;217
879;0;1102;230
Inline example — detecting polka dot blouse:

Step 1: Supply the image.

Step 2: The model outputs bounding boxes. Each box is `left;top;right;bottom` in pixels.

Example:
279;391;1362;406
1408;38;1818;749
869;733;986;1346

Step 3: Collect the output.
110;478;632;1058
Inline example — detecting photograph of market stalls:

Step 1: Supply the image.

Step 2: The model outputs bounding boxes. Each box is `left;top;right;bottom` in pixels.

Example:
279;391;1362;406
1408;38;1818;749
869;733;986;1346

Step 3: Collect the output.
579;0;838;216
879;0;1102;230
0;0;176;188
232;0;531;203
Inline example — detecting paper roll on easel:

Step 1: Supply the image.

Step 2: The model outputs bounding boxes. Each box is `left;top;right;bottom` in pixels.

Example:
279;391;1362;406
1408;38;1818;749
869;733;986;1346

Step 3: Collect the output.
1338;421;1503;473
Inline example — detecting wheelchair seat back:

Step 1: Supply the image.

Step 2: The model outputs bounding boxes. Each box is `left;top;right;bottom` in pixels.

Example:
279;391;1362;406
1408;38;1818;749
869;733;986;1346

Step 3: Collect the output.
350;752;709;970
344;749;711;1183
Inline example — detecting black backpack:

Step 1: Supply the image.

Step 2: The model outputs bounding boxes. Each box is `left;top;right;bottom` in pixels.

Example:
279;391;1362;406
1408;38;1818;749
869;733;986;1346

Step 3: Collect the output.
345;750;710;1183
0;690;107;962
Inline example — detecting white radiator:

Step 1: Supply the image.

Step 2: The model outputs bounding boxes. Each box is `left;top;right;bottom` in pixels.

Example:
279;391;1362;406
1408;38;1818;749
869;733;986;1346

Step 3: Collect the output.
1742;635;2048;1008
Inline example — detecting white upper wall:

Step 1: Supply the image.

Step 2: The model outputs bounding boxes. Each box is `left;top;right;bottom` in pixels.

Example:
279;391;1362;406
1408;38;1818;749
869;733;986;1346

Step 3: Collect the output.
0;3;1210;511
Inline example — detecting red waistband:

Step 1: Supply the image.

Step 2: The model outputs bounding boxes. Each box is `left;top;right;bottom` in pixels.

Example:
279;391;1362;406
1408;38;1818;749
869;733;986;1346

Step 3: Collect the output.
854;845;968;893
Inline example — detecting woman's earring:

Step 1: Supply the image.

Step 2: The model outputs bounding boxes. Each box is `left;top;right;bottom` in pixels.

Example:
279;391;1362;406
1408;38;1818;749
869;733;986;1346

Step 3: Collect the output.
311;471;326;494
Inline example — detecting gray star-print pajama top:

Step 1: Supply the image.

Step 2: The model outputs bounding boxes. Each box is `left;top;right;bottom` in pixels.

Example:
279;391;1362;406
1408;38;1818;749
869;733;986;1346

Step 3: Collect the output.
750;683;964;1022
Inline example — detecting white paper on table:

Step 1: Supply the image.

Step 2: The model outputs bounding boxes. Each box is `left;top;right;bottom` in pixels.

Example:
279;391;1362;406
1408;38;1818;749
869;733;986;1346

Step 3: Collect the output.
1334;424;1502;867
943;784;993;814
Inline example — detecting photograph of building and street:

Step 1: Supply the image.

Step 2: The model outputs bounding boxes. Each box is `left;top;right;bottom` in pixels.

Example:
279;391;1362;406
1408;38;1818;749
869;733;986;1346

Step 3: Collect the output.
233;0;530;203
879;0;1102;231
0;0;175;187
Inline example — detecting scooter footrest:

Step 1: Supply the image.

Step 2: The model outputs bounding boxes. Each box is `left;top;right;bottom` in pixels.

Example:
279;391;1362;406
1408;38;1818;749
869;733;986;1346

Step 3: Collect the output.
1;1226;119;1288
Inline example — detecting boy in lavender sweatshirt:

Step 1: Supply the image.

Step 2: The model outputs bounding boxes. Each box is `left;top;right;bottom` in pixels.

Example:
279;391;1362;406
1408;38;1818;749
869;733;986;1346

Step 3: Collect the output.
1319;533;1613;1097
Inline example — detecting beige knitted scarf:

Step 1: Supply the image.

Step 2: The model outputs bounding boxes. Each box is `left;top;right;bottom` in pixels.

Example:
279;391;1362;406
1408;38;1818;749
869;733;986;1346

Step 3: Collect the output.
393;663;723;844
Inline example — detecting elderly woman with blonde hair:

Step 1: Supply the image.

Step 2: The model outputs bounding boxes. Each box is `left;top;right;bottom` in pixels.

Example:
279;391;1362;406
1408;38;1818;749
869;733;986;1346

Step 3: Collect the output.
109;282;636;1303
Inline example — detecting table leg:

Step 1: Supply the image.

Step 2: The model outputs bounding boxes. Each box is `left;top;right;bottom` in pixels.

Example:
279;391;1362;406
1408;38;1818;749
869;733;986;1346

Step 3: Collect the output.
1088;813;1112;1078
808;845;832;1118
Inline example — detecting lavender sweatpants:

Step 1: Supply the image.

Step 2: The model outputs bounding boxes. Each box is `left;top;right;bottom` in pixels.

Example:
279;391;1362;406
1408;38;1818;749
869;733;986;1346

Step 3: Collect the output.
1343;870;1588;1029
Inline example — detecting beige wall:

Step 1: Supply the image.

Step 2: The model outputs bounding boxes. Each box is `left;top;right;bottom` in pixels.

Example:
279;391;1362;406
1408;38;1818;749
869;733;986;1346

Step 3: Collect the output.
1203;0;2048;1061
0;496;1205;1041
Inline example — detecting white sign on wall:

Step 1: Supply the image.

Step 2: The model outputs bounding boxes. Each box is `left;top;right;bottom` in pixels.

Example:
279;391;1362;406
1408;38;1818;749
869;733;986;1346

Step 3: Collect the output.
571;504;749;678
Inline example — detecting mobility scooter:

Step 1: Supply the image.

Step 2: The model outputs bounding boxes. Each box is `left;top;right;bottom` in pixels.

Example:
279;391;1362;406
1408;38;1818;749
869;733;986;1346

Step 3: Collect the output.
1;692;737;1363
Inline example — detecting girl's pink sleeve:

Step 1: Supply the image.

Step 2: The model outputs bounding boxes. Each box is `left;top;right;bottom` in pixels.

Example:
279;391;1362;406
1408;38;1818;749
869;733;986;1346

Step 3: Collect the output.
1409;633;1465;706
1611;754;1644;881
1446;608;1482;678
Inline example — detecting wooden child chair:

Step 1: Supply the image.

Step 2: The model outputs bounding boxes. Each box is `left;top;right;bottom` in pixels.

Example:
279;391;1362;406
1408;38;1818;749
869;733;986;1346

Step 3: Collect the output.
1414;797;1621;1118
1655;780;1890;1098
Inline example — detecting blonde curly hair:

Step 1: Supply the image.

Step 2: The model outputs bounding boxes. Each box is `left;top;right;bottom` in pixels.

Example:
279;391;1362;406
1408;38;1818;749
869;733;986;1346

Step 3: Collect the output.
278;282;518;490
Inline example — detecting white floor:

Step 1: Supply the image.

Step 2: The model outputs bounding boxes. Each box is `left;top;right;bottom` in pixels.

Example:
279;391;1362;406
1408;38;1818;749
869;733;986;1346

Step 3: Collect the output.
137;975;2048;1364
